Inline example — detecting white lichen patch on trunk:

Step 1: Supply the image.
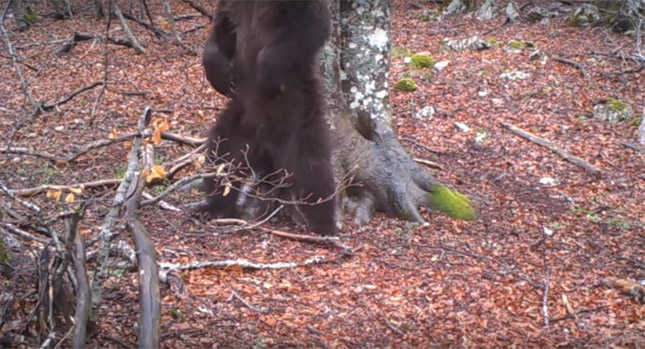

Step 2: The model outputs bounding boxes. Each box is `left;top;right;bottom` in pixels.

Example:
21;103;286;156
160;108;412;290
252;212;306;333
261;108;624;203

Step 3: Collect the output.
340;0;392;124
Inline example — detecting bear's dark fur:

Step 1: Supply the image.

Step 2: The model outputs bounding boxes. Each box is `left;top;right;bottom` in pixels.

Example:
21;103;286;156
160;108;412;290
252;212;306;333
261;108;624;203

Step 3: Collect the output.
195;0;337;235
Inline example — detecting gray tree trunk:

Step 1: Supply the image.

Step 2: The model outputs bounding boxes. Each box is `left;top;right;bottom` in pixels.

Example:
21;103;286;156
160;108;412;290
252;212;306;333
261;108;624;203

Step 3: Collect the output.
323;0;475;224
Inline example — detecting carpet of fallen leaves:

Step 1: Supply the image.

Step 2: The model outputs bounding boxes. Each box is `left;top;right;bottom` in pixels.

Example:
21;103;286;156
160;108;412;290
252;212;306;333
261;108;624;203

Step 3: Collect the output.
1;0;644;347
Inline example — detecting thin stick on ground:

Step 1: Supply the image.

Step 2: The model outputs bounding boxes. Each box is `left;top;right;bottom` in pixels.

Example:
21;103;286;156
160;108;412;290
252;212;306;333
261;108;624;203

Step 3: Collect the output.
1;2;37;108
179;0;214;20
227;291;270;314
379;311;404;335
620;141;645;154
500;121;601;177
552;56;591;78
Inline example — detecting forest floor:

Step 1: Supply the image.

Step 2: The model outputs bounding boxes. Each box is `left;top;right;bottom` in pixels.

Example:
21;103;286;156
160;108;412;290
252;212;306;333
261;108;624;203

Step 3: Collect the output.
1;0;644;347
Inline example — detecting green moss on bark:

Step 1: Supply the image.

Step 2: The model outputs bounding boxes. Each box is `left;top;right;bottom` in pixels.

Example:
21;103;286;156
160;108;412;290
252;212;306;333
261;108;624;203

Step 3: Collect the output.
429;185;476;221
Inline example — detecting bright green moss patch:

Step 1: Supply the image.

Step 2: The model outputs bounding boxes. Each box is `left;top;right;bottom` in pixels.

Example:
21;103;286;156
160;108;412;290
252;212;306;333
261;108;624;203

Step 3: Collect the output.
395;78;418;92
485;37;502;46
25;6;38;22
410;54;436;69
429;185;476;221
508;40;525;49
606;98;627;112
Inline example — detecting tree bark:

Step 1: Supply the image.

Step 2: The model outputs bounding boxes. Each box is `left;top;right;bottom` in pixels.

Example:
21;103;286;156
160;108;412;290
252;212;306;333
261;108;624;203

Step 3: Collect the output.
323;0;475;224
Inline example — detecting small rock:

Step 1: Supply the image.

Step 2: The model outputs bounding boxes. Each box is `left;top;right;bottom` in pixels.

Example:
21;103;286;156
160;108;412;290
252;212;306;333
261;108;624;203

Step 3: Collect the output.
478;91;489;97
443;36;492;51
539;177;555;185
476;0;497;21
433;60;450;71
475;131;488;143
55;126;65;131
592;98;634;123
568;4;601;27
500;70;529;80
505;1;520;22
443;0;468;15
529;49;547;62
415;106;436;119
539;18;550;26
526;7;549;22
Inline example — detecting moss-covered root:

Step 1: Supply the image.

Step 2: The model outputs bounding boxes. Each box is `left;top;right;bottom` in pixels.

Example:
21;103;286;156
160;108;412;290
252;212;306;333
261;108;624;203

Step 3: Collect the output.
0;239;10;266
428;185;476;221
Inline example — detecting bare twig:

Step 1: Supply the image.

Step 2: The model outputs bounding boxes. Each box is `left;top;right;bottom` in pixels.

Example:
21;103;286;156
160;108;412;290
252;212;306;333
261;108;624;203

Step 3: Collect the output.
260;227;353;254
0;224;49;244
0;179;42;212
227;291;270;314
12;179;122;197
552;56;590;78
638;97;645;146
500;121;601;177
160;255;339;273
179;0;214;20
620;141;645;153
378;311;404;335
121;11;168;37
1;2;37;108
39;82;104;113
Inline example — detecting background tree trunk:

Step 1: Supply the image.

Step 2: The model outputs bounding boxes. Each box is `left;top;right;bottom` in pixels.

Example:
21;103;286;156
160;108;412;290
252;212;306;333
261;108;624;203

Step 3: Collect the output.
323;0;475;225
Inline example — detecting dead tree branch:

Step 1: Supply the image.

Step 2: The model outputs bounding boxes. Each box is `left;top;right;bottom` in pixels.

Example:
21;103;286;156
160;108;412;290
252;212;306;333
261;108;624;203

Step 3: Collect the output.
66;207;90;348
500;121;601;177
12;179;121;197
89;107;151;333
178;0;213;20
124;139;160;349
112;3;145;54
1;2;37;108
552;56;591;78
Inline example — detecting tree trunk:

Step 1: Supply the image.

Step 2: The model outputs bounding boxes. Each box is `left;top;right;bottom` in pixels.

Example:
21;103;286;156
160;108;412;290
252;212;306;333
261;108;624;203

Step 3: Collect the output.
323;0;475;224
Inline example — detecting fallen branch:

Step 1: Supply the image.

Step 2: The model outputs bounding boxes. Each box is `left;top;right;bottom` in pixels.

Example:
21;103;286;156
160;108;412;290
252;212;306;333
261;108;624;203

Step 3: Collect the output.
124;139;161;349
552;56;590;78
1;2;37;108
121;12;168;38
66;208;90;348
1;179;42;212
227;291;270;314
179;0;213;20
260;228;353;254
638;97;645;145
38;81;104;113
160;255;338;273
89;107;151;333
0;224;49;244
1;130;196;165
500;121;601;177
620;141;645;154
413;158;443;170
12;179;122;197
378;311;404;335
112;3;145;54
160;132;204;147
